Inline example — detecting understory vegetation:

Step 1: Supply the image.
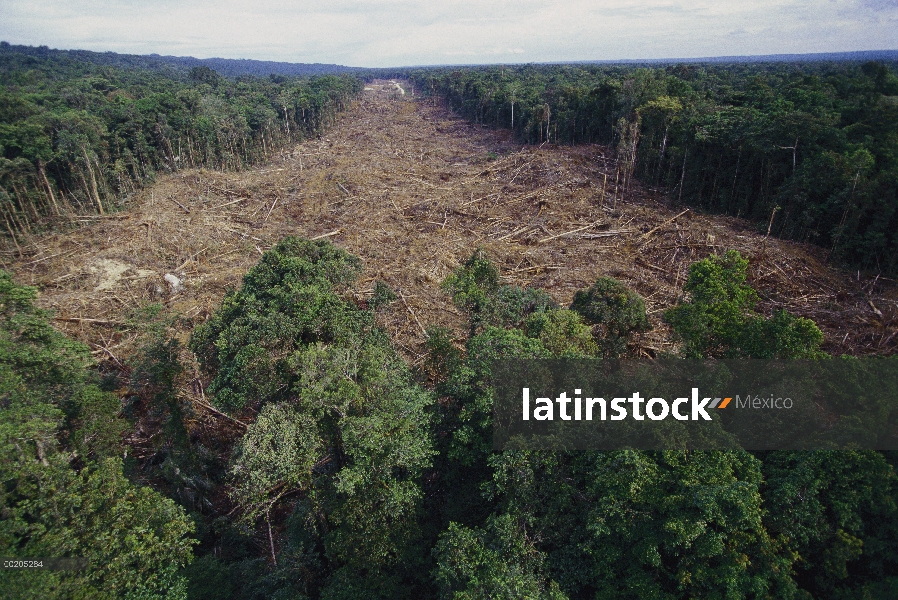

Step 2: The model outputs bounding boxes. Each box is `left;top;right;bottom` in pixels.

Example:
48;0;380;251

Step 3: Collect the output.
0;44;361;243
0;271;195;598
405;61;898;274
3;237;896;599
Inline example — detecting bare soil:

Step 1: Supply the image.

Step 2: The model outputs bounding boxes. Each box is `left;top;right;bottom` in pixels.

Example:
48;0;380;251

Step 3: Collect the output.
5;79;897;370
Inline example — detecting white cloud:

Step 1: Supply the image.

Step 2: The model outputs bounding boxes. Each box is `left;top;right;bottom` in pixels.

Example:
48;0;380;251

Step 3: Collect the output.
0;0;895;67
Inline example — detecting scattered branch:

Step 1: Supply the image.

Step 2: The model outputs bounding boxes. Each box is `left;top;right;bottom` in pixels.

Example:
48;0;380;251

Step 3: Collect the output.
640;209;690;240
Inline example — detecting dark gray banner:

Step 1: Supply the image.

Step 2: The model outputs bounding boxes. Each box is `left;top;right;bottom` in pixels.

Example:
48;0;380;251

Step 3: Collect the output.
492;358;898;450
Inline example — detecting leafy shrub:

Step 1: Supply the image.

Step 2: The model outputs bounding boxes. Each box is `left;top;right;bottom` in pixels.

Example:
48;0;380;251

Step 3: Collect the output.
443;250;556;333
570;277;650;358
664;250;825;358
482;285;557;330
441;249;500;333
739;309;826;360
190;237;367;411
369;280;398;311
523;309;598;357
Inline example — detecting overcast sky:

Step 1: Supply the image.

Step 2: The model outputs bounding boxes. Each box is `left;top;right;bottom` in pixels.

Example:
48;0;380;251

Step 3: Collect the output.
1;0;896;68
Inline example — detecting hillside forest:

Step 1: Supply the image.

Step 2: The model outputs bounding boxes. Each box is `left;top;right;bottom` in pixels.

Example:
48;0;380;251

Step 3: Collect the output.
1;45;898;599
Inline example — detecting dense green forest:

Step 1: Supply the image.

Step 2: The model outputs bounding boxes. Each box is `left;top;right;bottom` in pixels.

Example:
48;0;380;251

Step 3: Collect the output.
0;43;357;78
4;237;896;598
2;48;898;597
0;43;361;244
403;61;898;274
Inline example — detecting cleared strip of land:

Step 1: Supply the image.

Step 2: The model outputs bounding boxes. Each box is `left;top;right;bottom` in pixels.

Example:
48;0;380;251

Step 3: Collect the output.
5;80;896;362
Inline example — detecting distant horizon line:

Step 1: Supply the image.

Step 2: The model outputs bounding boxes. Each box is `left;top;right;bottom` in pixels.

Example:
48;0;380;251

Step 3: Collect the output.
384;49;898;70
3;41;897;70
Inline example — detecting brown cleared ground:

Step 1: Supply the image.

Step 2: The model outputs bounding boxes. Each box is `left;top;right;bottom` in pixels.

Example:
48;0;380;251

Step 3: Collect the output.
4;79;897;369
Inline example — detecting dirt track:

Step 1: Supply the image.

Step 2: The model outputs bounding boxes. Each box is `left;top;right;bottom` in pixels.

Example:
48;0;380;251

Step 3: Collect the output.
5;80;897;365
